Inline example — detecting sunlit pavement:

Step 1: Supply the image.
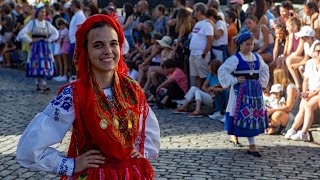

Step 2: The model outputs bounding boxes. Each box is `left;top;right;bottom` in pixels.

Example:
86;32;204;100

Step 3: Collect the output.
0;67;319;180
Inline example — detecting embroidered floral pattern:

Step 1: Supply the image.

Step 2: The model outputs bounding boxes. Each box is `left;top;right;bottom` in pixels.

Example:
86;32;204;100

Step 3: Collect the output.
51;86;73;112
58;158;69;176
44;86;73;122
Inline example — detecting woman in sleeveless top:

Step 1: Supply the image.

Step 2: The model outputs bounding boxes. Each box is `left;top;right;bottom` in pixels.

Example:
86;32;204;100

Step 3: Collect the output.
18;7;59;92
218;33;269;157
17;14;160;179
244;15;274;63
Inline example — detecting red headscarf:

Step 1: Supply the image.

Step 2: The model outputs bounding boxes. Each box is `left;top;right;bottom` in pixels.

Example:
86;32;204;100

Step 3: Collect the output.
61;14;153;179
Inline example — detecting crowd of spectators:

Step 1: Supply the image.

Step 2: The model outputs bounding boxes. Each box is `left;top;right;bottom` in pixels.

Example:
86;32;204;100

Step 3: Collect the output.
1;0;320;141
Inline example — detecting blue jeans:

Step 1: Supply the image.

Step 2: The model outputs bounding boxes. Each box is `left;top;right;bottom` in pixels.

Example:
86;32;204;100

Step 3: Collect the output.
214;89;230;113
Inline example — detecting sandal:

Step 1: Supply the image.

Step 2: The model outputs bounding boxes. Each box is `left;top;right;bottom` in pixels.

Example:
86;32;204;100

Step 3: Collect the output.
228;139;243;147
188;111;203;117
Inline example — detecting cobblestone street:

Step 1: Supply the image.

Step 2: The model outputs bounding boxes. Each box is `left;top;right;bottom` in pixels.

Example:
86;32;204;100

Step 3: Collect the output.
0;67;320;180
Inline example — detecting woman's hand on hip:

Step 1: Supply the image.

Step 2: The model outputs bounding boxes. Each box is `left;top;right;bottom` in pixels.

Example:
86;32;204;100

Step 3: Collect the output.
131;149;143;159
74;150;105;173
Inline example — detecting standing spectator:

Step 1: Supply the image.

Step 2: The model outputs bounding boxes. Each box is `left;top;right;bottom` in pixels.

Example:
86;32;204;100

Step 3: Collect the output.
225;10;238;56
153;4;167;36
18;7;59;91
207;0;225;20
207;8;228;62
186;0;194;9
51;3;62;29
189;2;213;88
218;33;269;157
54;18;69;82
167;0;185;39
229;0;245;25
133;0;151;45
122;3;136;50
82;1;99;18
68;0;86;82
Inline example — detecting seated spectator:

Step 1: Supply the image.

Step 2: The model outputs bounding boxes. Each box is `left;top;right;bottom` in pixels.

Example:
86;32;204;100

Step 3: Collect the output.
287;26;315;91
175;60;223;117
266;84;286;109
267;68;299;135
285;41;320;141
126;34;152;65
2;39;16;67
137;33;162;86
285;17;304;91
156;59;188;109
244;15;274;63
143;36;173;95
270;24;288;70
302;1;318;27
279;1;294;27
126;60;138;80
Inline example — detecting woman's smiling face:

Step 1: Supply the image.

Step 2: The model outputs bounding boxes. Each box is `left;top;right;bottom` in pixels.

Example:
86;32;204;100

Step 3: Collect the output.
87;25;120;75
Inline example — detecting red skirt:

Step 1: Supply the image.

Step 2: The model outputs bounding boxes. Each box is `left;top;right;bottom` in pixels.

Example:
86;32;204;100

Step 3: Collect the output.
61;158;154;180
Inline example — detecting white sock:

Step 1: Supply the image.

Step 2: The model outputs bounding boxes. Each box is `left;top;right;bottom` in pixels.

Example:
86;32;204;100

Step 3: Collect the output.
247;137;255;145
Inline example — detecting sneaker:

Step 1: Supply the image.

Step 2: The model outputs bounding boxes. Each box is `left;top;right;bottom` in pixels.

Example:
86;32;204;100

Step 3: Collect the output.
69;75;77;83
219;116;225;123
290;131;308;141
284;128;297;139
57;75;67;82
53;76;62;81
209;112;224;120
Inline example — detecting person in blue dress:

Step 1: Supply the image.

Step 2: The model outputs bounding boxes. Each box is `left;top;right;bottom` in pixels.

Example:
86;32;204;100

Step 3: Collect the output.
218;33;269;157
18;7;59;91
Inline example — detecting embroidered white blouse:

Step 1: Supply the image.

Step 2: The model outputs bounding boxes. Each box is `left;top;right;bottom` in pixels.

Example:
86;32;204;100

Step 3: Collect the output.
218;52;269;116
16;86;161;177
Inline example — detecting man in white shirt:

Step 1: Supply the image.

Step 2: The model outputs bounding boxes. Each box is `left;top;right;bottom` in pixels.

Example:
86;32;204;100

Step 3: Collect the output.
189;2;213;88
69;0;86;82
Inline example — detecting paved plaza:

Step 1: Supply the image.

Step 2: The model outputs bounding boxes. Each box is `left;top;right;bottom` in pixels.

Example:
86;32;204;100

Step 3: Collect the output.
0;67;320;180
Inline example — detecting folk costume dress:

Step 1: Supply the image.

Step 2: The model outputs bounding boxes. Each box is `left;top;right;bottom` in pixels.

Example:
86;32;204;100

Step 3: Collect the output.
17;14;160;179
18;18;59;79
218;52;269;137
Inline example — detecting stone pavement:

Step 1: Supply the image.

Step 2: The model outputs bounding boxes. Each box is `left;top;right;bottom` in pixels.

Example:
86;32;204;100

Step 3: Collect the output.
0;67;320;180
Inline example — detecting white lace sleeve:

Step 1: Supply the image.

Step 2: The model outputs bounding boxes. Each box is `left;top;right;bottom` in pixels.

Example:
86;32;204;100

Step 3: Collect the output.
218;55;239;88
17;86;76;176
47;21;59;43
257;54;270;88
17;20;33;43
135;106;160;159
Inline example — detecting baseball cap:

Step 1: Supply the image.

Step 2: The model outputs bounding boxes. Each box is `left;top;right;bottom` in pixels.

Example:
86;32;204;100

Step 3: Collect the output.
295;26;315;38
270;84;283;93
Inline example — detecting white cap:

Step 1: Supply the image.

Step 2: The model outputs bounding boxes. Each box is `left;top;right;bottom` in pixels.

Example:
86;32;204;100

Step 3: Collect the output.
156;36;173;49
270;84;283;93
295;26;315;38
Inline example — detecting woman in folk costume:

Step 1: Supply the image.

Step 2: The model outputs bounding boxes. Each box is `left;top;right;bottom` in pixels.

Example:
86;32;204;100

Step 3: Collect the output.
17;14;160;179
218;33;269;157
18;6;59;91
